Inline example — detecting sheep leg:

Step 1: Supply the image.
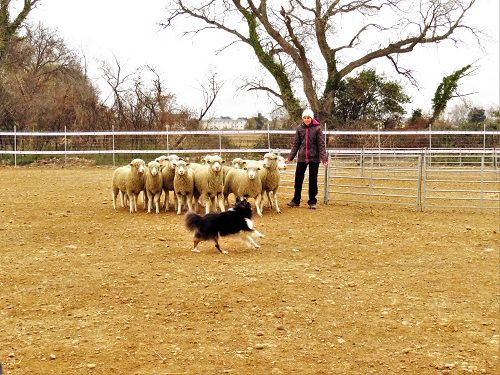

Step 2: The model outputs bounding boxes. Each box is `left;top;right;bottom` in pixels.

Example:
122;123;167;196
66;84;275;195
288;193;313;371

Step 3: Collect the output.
154;192;161;214
273;191;281;213
267;191;273;209
147;191;153;213
112;189;119;210
128;193;135;213
255;194;263;217
186;194;193;212
217;193;225;212
173;194;179;212
133;193;139;213
120;191;127;207
163;189;170;212
176;193;183;215
142;190;148;211
259;193;266;213
204;196;211;215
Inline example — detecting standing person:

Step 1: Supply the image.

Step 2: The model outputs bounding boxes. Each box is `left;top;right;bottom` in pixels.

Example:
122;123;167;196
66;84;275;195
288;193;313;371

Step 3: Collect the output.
286;109;328;209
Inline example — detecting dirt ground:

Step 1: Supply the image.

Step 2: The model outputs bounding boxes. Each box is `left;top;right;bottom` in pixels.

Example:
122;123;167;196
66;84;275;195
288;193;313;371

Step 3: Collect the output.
0;166;498;375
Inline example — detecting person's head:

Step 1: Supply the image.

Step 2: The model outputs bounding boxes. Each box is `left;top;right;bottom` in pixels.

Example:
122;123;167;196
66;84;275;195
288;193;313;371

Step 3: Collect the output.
302;109;314;125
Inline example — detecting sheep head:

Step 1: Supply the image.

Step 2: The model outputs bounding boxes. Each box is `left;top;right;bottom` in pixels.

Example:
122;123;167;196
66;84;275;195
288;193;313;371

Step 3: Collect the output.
147;160;161;176
130;159;146;174
243;163;260;180
277;155;287;170
232;157;244;169
175;160;189;176
208;155;224;173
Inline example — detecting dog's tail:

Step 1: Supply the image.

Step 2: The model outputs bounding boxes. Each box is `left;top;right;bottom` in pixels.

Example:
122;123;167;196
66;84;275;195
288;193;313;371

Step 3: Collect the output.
185;211;203;232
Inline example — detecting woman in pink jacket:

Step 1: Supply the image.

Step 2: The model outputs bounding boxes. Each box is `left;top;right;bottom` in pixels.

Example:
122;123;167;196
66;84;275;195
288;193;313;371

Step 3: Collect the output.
286;109;328;209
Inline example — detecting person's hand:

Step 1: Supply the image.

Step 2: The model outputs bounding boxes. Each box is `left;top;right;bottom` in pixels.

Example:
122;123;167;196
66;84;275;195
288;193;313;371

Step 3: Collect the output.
322;160;328;166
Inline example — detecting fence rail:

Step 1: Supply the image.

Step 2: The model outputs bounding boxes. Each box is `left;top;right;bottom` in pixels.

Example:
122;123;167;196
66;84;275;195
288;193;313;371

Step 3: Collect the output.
1;128;498;162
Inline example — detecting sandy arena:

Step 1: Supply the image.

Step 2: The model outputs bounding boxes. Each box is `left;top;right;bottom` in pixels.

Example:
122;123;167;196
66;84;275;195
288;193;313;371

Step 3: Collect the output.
0;166;498;374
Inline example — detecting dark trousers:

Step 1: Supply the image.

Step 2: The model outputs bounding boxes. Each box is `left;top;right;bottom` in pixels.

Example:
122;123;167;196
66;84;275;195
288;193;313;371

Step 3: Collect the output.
292;162;320;205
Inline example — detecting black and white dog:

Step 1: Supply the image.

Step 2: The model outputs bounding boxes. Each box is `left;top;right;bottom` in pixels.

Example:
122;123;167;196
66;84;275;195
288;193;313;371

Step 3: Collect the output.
185;199;264;254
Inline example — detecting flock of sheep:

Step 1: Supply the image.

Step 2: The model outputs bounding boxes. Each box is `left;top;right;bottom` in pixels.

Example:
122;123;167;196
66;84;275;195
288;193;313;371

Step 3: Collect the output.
111;152;287;216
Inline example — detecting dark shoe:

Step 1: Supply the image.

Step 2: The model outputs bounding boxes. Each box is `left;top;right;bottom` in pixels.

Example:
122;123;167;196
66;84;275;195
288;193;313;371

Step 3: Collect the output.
308;204;317;209
287;201;300;207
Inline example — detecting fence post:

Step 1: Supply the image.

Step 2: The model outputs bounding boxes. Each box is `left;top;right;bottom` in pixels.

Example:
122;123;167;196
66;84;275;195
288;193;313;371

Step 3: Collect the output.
112;125;116;166
416;152;424;211
483;123;486;151
166;125;170;155
428;125;432;168
377;124;381;165
267;122;271;151
323;152;331;205
480;154;485;207
324;122;327;152
361;148;365;177
219;131;222;155
64;125;67;167
14;125;17;167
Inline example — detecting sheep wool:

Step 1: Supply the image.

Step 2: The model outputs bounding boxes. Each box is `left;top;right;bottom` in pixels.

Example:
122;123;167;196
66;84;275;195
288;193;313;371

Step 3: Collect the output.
173;159;195;215
112;158;146;213
144;160;163;214
160;155;180;211
193;155;225;214
259;152;282;213
223;161;263;217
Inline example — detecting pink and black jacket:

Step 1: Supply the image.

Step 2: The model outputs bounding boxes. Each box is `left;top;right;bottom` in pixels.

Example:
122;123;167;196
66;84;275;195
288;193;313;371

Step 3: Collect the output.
287;119;327;164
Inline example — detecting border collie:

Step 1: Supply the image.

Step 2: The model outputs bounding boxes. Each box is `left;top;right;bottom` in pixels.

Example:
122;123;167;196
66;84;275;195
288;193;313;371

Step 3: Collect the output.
185;199;264;254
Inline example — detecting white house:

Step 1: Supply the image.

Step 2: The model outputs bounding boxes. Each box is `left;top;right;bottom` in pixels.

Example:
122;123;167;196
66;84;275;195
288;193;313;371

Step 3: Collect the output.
201;117;247;130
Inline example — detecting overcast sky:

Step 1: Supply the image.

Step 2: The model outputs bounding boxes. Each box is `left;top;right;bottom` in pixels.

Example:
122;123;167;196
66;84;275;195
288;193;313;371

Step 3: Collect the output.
29;0;499;119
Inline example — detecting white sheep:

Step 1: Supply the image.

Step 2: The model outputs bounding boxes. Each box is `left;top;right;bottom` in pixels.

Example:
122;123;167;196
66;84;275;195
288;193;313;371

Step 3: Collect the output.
155;155;169;168
160;154;180;211
231;157;245;169
259;152;282;213
144;160;163;214
223;161;263;217
277;155;287;170
173;159;195;215
111;158;146;213
193;154;225;214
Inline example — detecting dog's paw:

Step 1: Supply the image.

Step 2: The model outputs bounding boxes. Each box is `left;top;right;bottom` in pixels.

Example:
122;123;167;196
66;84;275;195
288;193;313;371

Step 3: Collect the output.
191;248;201;253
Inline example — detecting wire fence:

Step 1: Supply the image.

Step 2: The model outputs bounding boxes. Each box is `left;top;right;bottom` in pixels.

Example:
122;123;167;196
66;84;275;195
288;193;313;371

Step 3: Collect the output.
0;128;498;210
0;127;498;165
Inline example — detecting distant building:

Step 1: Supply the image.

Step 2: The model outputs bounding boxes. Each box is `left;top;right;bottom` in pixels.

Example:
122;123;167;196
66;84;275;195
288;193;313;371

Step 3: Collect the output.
201;117;247;130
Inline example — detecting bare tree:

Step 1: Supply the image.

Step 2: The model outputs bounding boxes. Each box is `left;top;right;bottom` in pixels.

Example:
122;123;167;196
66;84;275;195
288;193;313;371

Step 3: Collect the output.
197;70;223;121
163;0;479;125
0;0;40;63
171;71;223;148
100;56;138;128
